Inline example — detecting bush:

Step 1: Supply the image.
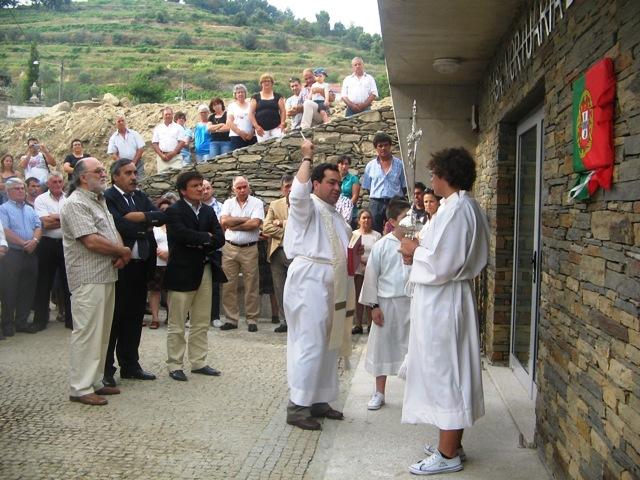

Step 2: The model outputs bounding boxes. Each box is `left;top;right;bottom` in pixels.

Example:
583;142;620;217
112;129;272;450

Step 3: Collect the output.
375;72;390;99
237;31;257;51
272;33;288;52
128;74;166;103
174;32;193;47
155;10;168;24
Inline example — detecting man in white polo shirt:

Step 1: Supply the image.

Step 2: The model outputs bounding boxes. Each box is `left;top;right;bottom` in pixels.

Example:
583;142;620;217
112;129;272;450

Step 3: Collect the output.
341;57;378;117
219;176;264;332
107;115;146;179
32;172;72;331
151;107;187;173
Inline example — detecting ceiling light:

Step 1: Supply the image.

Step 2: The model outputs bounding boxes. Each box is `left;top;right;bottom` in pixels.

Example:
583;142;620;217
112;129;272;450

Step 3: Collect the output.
433;58;462;74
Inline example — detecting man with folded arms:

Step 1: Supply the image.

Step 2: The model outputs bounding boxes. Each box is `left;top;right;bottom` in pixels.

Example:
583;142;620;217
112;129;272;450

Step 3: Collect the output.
219;176;264;332
61;158;131;406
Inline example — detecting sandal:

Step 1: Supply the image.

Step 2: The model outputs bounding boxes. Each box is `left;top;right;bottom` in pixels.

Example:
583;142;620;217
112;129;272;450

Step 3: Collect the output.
149;321;160;330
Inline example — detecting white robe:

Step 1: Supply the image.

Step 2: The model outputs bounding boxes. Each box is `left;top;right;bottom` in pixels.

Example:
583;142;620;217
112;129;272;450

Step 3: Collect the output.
359;234;411;377
283;178;352;406
402;191;489;430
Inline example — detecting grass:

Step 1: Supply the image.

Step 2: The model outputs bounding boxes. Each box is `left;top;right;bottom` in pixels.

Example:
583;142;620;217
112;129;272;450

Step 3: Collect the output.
0;0;387;105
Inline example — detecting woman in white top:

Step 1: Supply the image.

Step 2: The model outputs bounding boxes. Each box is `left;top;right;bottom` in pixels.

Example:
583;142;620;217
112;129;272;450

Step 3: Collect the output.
226;83;257;151
351;208;381;334
418;187;442;242
147;196;174;329
20;138;55;185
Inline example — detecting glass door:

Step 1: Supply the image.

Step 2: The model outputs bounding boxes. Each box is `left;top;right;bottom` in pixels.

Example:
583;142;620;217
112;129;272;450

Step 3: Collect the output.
510;106;543;399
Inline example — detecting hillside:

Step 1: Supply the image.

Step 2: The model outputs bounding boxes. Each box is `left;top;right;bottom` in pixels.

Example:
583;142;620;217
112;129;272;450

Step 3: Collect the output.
0;0;388;105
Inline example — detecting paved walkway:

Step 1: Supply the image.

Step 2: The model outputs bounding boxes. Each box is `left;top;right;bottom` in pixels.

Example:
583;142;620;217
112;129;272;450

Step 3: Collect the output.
1;317;550;479
0;318;360;480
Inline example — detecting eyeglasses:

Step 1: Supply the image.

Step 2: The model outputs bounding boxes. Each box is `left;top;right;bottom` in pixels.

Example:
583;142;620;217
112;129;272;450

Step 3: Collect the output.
87;168;107;175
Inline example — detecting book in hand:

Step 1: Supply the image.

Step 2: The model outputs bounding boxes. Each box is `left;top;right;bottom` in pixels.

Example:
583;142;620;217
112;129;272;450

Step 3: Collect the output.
347;234;362;276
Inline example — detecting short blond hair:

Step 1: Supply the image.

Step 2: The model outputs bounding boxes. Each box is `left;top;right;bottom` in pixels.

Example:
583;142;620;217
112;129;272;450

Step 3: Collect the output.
259;73;274;85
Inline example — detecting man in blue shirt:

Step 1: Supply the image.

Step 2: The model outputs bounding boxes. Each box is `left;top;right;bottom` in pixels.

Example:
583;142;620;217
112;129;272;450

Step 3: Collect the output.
0;178;42;336
361;132;407;233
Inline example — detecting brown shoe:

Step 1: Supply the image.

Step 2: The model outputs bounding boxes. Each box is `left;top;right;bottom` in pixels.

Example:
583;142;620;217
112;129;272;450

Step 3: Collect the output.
286;417;322;431
94;386;121;396
312;407;344;420
69;393;108;406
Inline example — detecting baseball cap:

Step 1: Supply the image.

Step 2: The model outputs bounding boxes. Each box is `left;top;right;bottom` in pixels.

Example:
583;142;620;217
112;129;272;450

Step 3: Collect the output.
313;68;327;76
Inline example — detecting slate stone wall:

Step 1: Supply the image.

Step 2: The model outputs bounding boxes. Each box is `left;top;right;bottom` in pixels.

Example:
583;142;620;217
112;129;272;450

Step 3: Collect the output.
475;0;640;478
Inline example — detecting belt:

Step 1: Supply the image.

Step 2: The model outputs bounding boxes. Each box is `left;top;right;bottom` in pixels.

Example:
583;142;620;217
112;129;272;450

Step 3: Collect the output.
370;197;392;202
226;240;257;248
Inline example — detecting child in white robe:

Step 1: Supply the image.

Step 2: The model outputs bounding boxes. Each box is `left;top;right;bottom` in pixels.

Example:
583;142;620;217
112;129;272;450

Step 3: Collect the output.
359;199;412;410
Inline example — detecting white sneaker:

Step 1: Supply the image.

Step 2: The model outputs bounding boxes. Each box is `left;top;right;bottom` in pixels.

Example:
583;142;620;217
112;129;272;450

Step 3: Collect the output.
367;392;385;410
212;319;223;328
409;451;463;475
423;444;466;462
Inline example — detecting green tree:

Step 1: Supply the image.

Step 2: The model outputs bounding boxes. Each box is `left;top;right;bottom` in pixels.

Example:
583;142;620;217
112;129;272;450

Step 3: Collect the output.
314;11;330;36
237;31;258;50
174;32;193;47
22;42;40;102
272;33;288;52
128;72;166;103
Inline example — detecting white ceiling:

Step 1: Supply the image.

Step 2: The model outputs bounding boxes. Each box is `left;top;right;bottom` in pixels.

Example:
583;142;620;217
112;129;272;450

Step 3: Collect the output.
378;0;523;85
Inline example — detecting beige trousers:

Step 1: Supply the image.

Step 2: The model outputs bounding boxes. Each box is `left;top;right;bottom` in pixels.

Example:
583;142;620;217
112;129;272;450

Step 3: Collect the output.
301;100;323;129
166;265;212;372
221;243;260;326
156;154;182;173
69;282;116;397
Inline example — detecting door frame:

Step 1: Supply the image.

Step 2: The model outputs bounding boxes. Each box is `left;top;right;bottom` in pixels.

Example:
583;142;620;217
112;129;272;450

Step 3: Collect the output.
510;105;544;400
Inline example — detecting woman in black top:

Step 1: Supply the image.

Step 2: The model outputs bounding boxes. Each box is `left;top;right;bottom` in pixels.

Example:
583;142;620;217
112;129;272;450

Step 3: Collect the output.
62;138;90;180
207;97;232;157
249;73;286;143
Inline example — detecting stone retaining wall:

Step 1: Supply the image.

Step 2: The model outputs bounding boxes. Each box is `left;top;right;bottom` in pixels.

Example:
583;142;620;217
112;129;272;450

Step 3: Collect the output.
141;106;398;204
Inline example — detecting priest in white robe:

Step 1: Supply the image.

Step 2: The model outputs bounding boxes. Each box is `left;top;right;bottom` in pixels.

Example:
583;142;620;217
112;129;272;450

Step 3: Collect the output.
282;139;353;431
399;147;489;476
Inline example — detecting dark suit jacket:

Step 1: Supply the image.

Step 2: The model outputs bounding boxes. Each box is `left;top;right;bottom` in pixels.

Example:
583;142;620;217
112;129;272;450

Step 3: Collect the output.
104;186;167;277
164;199;226;292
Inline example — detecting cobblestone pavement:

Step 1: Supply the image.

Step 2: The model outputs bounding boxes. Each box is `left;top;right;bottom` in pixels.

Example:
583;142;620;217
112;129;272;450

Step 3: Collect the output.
0;316;363;480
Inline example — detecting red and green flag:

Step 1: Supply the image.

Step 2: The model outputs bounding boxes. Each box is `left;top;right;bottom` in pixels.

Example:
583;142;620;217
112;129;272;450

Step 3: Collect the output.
570;57;616;201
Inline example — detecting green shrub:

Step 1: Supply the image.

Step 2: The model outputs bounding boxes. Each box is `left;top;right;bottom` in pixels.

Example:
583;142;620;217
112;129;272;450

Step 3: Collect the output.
272;33;288;52
128;74;165;103
174;32;193;47
237;31;257;51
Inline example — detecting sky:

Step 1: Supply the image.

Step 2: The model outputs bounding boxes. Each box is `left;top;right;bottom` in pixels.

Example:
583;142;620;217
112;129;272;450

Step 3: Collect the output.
266;0;381;35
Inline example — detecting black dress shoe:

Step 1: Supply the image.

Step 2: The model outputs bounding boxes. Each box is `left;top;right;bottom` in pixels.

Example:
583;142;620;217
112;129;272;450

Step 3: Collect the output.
220;322;238;330
248;324;258;332
191;365;221;376
169;370;188;381
351;325;363;335
16;324;39;334
312;408;344;420
121;369;157;380
274;324;288;333
271;316;280;324
287;417;322;431
102;375;117;388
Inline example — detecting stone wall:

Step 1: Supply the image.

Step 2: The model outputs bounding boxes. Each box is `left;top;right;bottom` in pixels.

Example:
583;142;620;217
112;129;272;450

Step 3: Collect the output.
475;0;639;478
141;105;398;204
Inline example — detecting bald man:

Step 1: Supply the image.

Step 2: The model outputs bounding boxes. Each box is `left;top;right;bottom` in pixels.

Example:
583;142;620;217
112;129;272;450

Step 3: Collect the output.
219;176;264;332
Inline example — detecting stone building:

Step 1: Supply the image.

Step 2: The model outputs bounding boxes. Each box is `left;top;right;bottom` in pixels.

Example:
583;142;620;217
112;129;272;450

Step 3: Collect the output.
378;0;639;479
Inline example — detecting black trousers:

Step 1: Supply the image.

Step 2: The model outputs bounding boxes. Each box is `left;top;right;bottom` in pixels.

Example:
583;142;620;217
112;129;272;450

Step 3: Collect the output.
369;197;392;234
1;249;38;334
211;250;222;321
33;237;72;328
105;260;148;376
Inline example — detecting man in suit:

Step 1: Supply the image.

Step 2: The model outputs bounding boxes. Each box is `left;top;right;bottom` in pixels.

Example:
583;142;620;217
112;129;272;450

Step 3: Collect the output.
263;174;293;333
164;170;226;381
103;159;167;387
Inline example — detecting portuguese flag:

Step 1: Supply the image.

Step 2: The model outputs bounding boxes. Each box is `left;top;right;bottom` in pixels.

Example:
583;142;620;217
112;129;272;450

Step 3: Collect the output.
570;58;616;200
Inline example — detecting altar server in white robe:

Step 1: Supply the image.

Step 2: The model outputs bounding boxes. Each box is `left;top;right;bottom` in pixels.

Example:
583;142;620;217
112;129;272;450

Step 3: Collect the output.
359;198;412;411
399;147;489;476
283;139;354;431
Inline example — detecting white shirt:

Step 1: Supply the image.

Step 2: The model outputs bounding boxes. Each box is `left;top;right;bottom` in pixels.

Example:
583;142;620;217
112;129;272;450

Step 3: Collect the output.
107;128;145;160
23;152;49;185
34;190;65;239
151;122;187;153
221;195;264;244
286;94;303;129
153;226;168;267
359;233;409;301
227;101;254;137
341;72;378;104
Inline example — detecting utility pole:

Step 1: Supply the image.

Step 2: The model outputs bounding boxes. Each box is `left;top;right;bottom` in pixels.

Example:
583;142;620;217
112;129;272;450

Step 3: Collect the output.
58;59;64;103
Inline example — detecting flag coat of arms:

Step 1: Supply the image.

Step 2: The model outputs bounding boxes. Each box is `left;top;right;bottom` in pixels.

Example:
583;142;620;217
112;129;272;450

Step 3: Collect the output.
570;57;616;200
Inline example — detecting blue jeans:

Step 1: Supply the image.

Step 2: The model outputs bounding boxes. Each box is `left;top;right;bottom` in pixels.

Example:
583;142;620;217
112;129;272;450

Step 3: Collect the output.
345;106;371;117
210;141;233;157
195;153;211;164
368;197;391;234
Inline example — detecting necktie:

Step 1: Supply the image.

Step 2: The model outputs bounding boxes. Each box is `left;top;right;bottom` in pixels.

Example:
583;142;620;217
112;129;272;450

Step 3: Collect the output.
125;193;149;260
124;193;136;211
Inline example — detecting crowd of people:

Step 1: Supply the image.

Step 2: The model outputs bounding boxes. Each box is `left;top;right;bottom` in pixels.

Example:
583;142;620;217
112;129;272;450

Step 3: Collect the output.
0;55;491;476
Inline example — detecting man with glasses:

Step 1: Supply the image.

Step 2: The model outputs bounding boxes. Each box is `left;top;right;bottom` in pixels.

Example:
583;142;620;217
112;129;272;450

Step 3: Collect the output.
61;158;131;406
361;132;406;233
0;178;41;336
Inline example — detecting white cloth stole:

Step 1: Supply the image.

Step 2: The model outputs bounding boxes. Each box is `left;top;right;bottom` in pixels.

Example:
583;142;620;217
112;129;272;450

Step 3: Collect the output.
313;194;353;359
